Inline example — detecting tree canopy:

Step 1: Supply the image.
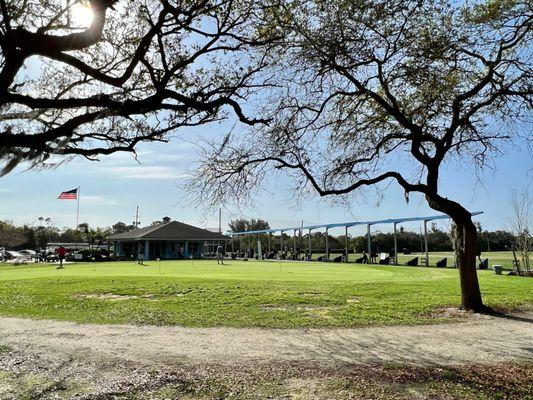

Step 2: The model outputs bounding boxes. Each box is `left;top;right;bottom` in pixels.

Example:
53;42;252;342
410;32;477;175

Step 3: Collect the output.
228;217;270;233
193;0;531;209
112;221;135;234
0;0;275;174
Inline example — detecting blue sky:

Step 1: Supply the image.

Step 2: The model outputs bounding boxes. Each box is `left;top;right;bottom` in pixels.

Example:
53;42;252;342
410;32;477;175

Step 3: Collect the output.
2;3;530;235
0;120;531;234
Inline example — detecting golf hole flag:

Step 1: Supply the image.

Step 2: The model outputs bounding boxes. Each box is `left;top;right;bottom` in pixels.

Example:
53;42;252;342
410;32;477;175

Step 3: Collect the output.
58;188;78;200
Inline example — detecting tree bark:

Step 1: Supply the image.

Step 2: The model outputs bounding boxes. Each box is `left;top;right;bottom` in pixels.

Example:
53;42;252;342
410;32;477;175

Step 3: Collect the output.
452;217;485;312
426;195;487;313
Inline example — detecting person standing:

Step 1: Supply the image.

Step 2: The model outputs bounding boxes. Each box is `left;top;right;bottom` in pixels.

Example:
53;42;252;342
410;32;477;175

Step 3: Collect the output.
137;246;144;265
216;244;224;265
56;245;66;269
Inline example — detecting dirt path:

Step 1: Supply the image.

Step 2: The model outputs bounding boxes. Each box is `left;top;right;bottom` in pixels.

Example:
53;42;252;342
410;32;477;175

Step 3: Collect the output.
1;312;532;367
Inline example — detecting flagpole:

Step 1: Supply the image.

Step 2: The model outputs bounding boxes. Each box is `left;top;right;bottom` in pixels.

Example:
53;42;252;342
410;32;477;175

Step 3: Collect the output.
75;186;80;250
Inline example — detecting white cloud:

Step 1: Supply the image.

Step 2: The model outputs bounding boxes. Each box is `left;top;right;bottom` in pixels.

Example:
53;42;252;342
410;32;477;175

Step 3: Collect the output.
81;195;124;206
149;153;190;162
0;188;11;193
105;166;187;180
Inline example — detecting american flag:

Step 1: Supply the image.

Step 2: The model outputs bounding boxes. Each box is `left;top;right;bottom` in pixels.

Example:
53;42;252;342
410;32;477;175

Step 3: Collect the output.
58;188;78;200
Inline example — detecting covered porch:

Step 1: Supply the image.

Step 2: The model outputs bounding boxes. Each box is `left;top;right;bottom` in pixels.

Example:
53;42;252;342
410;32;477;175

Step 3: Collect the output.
113;239;225;260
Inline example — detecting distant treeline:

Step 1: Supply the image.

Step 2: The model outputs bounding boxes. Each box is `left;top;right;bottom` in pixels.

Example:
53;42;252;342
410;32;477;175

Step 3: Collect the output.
0;220;131;250
0;218;513;254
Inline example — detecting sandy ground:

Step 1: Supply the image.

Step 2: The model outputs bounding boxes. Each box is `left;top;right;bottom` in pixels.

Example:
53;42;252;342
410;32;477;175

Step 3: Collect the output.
1;312;532;368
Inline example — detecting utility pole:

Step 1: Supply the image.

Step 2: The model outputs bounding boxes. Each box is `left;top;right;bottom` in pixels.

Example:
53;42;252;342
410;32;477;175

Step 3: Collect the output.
133;206;140;228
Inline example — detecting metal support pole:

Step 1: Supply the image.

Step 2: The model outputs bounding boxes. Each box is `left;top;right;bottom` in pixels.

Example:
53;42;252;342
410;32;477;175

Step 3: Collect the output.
232;235;235;253
268;233;271;253
345;226;349;262
299;228;303;256
394;222;398;265
308;229;312;261
367;224;372;261
280;231;284;256
424;220;429;267
293;229;297;257
325;228;329;261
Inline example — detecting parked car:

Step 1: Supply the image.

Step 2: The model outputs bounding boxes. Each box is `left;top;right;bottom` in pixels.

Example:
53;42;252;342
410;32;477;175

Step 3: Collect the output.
5;250;23;260
46;253;59;262
19;250;37;261
4;251;29;264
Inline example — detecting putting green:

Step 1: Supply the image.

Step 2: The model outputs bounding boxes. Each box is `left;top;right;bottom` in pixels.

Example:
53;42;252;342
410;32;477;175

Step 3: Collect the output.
0;260;531;328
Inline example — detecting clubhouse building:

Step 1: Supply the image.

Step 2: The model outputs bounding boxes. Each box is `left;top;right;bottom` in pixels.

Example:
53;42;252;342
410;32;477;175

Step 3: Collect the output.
109;218;228;260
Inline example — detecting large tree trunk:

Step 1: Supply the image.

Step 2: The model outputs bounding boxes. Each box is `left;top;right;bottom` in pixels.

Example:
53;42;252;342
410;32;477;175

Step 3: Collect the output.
427;196;487;313
451;216;485;312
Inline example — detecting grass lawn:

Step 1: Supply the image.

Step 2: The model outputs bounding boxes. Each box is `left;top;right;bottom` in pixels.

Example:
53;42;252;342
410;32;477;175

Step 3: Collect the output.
0;259;531;328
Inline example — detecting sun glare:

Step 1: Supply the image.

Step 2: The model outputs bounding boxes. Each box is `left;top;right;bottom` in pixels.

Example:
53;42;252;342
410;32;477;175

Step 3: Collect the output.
71;3;94;27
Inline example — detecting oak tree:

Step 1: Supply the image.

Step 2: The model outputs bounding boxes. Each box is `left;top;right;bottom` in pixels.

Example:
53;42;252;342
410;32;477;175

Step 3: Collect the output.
192;0;532;311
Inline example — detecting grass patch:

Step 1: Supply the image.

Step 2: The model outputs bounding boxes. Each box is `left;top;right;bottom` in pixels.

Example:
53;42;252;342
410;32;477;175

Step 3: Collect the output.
0;345;12;353
0;260;531;328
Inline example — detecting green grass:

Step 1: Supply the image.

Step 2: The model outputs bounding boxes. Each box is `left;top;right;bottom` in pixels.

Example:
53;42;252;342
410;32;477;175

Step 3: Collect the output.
0;258;531;328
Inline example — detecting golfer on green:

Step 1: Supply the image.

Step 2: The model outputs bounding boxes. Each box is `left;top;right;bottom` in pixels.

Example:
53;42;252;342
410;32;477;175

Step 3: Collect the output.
216;244;224;265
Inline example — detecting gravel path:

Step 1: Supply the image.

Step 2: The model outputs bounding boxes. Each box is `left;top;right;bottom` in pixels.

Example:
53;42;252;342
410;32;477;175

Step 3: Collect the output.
1;312;532;367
